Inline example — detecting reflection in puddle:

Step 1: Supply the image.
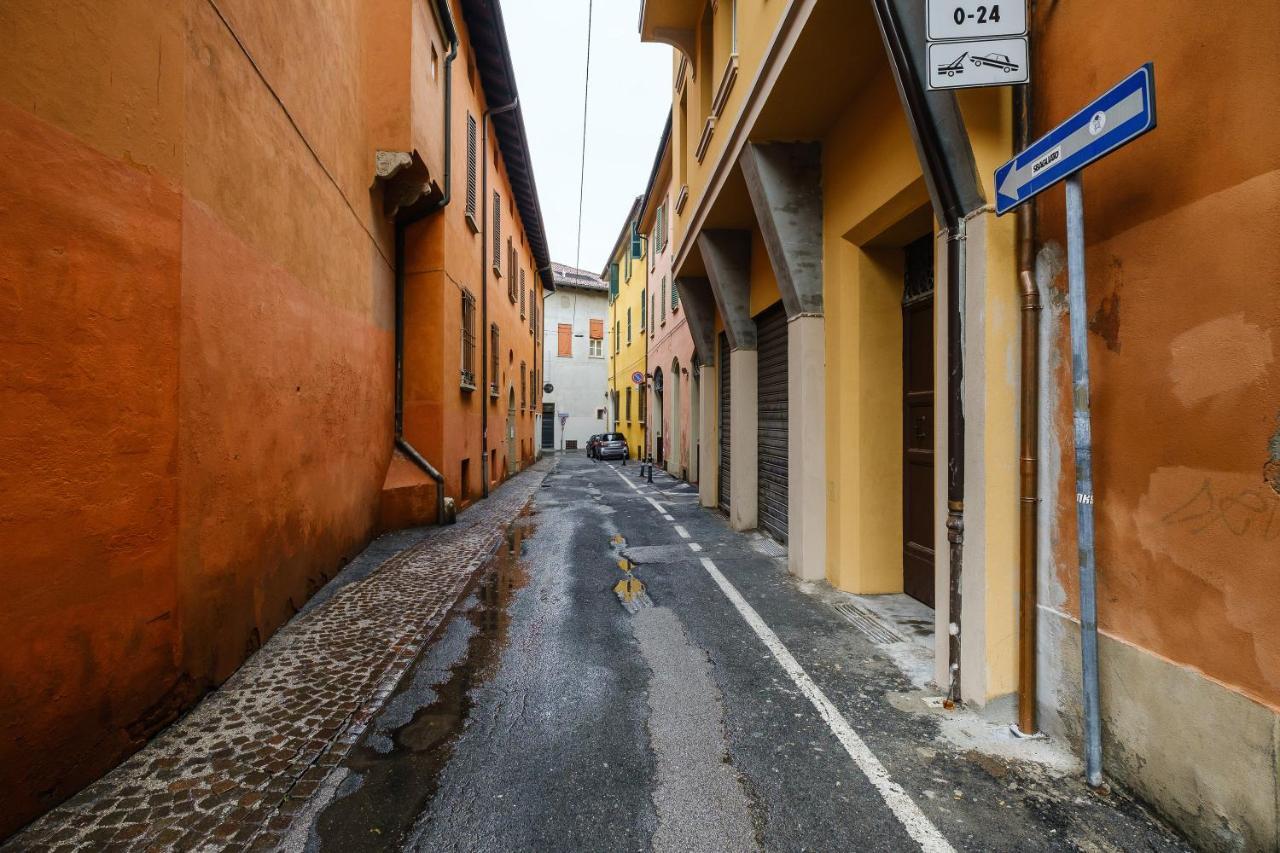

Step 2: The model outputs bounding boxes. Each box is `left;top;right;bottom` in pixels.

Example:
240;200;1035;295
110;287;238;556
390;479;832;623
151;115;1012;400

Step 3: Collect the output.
314;513;535;852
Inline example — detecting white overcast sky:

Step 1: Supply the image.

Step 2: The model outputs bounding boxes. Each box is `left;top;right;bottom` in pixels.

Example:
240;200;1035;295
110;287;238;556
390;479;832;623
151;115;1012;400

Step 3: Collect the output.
503;0;673;275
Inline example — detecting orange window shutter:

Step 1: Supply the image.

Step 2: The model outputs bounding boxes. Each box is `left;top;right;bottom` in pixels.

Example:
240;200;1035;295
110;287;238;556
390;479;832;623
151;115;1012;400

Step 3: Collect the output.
589;319;603;339
558;323;572;356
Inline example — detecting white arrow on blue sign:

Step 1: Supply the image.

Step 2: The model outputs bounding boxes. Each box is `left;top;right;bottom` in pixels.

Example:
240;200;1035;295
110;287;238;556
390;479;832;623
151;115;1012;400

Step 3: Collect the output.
995;63;1156;216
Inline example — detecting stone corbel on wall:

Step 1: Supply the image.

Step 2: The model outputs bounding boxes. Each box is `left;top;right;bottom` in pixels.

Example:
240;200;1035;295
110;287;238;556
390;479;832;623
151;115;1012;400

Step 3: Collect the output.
697;230;755;350
739;142;823;318
374;150;439;219
674;276;716;366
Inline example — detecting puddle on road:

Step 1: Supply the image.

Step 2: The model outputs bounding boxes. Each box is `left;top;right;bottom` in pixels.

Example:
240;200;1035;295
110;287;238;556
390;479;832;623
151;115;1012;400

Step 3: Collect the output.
609;538;652;613
313;512;535;852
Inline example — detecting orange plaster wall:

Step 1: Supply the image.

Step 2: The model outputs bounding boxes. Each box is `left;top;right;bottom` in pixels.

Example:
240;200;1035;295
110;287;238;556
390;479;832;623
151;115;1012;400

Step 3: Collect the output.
1033;1;1280;709
0;98;184;835
0;0;400;835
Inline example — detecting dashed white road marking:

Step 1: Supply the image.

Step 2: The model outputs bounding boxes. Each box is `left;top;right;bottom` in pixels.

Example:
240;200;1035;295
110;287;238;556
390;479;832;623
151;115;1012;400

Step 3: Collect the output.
674;525;690;539
662;514;674;521
610;456;949;849
697;556;954;853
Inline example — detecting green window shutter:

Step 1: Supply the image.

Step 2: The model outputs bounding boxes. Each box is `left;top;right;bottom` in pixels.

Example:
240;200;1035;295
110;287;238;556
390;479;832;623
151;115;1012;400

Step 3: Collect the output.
630;221;642;259
671;278;679;309
609;263;619;301
640;288;646;328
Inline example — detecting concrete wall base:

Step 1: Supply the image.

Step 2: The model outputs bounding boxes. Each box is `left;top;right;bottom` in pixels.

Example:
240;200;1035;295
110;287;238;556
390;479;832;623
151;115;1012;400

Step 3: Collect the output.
1039;606;1279;852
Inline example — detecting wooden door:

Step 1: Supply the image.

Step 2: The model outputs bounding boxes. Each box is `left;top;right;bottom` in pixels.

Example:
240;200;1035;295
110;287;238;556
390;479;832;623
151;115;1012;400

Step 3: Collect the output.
902;236;935;607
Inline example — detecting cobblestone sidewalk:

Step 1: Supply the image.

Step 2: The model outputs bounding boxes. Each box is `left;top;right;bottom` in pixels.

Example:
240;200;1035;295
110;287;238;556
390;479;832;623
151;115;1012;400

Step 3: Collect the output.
6;459;555;852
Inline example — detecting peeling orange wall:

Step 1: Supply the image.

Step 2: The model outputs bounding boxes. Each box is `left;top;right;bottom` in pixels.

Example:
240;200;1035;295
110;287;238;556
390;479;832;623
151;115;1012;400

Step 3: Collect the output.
1033;1;1280;709
0;0;408;835
401;0;543;508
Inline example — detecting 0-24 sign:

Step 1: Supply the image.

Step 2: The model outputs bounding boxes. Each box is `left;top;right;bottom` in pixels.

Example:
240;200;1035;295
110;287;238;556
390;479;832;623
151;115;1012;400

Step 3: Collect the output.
928;0;1027;42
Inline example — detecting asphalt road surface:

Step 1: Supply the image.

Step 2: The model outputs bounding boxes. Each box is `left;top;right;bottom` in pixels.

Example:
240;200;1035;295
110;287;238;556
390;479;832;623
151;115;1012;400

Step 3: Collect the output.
302;455;1188;853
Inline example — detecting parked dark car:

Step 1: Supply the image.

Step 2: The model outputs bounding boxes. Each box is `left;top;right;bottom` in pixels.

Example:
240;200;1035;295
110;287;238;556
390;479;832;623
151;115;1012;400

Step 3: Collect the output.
596;432;629;461
586;433;605;459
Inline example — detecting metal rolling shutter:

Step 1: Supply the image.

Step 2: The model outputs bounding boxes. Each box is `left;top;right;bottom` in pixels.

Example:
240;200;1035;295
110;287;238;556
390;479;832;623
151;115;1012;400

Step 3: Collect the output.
718;332;731;513
756;303;789;543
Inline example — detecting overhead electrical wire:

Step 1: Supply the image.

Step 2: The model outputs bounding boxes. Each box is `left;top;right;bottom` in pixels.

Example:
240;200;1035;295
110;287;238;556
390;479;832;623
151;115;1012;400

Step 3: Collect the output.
574;0;593;272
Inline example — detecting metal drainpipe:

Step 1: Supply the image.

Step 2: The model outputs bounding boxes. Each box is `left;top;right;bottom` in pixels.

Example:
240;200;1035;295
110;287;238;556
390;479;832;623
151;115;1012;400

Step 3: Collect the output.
392;0;458;525
1013;75;1042;736
479;95;521;497
870;0;988;707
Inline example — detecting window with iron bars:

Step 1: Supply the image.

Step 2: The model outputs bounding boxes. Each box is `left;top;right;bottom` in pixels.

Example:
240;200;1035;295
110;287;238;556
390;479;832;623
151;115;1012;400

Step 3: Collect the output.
489;324;499;396
492;191;501;272
507;241;517;301
460;289;476;388
520;269;526;318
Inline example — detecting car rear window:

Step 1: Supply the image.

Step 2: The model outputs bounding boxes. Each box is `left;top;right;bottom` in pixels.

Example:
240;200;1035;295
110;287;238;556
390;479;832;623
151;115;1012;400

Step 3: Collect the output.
604;433;625;441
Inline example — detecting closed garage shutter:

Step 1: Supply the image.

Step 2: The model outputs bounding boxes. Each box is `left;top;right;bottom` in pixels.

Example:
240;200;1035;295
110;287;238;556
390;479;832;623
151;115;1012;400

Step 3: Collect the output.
718;332;731;513
756;303;788;543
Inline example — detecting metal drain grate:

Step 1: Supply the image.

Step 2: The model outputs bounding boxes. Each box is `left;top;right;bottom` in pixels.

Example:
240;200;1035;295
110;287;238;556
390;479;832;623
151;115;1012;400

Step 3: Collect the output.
749;537;787;558
833;603;906;645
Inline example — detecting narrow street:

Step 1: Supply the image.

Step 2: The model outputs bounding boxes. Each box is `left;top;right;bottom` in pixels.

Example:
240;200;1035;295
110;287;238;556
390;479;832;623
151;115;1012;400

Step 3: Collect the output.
299;455;1187;852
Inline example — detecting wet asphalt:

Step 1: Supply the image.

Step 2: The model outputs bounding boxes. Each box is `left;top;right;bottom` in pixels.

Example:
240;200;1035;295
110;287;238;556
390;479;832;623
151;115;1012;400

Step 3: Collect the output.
301;454;1190;853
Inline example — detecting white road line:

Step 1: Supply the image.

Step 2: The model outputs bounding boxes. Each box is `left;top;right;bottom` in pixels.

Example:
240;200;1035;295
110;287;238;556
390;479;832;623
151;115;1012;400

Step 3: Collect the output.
698;557;955;853
688;542;703;553
645;497;667;513
674;525;690;539
662;514;674;521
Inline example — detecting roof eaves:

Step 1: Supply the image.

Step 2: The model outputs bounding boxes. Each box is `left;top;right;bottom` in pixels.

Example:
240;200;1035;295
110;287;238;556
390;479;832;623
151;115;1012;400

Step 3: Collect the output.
461;0;555;291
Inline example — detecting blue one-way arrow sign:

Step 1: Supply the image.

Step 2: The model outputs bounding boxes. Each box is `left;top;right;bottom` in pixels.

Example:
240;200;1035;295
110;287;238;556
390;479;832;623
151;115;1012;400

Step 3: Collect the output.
995;64;1156;215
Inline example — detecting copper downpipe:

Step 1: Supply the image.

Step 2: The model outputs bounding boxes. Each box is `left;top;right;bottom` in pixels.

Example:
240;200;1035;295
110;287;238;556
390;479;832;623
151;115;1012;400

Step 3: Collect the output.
1014;82;1041;736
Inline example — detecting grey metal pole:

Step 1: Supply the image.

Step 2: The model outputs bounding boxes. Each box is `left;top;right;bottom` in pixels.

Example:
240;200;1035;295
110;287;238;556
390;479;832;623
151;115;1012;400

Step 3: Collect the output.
1065;172;1103;788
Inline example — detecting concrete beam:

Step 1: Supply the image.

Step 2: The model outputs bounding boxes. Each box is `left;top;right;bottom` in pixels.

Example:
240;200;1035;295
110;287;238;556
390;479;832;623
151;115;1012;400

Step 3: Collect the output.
698;230;756;351
740;142;824;317
675;277;716;367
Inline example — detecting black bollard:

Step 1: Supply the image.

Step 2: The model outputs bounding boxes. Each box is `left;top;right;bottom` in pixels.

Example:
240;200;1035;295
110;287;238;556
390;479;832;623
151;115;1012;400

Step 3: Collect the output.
647;458;654;483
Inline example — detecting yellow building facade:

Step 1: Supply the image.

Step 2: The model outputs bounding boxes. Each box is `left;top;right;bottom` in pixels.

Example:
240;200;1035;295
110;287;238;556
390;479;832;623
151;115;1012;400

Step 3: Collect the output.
604;197;648;457
642;0;1019;704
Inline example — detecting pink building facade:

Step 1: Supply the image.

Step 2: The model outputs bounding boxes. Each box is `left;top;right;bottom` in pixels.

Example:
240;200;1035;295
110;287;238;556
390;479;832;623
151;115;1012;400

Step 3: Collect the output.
641;119;698;481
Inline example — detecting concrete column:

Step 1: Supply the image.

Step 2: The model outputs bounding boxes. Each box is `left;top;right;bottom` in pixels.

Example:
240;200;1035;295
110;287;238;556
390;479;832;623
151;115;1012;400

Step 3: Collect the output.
788;315;826;580
698;364;717;508
728;349;758;531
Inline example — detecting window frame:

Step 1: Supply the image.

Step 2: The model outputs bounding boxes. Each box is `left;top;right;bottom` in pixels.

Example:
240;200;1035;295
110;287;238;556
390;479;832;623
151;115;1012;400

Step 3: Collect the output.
460;288;476;389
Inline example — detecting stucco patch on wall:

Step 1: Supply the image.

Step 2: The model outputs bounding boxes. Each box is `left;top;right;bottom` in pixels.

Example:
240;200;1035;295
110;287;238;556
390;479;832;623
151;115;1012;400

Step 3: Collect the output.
1168;313;1273;407
1087;258;1122;353
1265;412;1280;496
1134;465;1280;700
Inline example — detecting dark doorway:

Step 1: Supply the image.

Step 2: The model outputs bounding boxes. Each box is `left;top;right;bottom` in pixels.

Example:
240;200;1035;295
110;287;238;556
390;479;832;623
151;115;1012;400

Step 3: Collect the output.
653;368;664;467
541;403;555;448
902;235;935;608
